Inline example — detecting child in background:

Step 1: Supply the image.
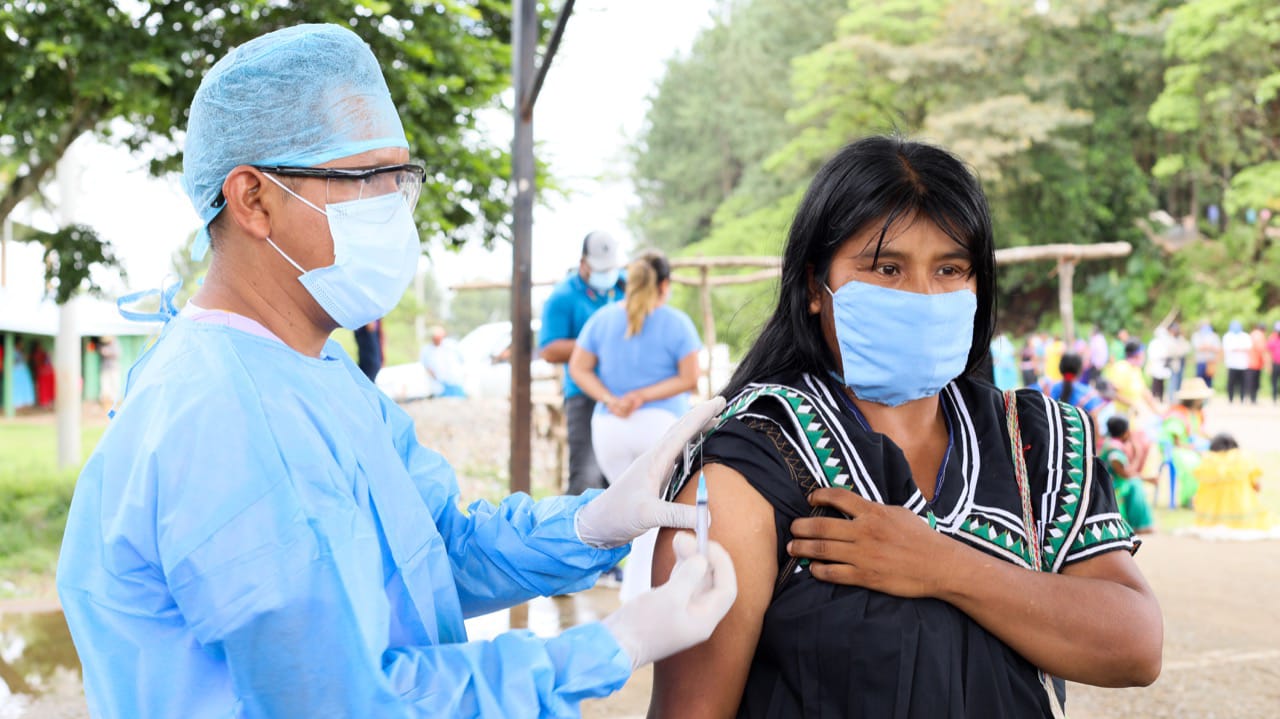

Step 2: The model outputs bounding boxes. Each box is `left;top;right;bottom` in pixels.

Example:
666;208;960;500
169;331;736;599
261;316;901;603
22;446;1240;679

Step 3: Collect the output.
1193;434;1275;531
1101;417;1156;534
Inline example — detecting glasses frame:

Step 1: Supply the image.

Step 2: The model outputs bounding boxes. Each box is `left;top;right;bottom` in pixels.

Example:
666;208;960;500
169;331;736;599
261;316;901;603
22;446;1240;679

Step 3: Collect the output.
249;162;426;184
209;161;427;211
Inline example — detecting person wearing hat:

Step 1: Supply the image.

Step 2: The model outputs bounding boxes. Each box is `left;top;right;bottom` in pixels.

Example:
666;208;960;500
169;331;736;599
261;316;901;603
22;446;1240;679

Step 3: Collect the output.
1160;376;1215;506
539;231;627;496
55;25;737;717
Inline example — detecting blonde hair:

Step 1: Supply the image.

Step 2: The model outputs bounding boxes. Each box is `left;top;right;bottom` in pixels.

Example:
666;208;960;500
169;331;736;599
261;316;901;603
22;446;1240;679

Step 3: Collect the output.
625;251;670;338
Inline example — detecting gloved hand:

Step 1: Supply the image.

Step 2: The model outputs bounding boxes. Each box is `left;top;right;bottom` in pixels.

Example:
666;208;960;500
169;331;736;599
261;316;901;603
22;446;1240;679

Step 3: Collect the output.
602;532;737;670
576;396;726;548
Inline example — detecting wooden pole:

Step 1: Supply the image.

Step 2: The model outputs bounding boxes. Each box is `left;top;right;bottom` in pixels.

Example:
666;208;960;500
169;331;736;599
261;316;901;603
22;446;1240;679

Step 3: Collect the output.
993;242;1130;264
1058;258;1077;346
699;266;715;392
509;0;537;497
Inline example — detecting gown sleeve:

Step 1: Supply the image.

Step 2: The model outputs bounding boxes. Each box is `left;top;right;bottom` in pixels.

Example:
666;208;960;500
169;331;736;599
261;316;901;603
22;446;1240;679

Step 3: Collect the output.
159;383;631;719
384;394;629;616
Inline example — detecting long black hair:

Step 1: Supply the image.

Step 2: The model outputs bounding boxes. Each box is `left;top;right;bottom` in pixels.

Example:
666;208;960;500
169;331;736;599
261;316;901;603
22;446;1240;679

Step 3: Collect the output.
1058;352;1083;406
723;135;997;398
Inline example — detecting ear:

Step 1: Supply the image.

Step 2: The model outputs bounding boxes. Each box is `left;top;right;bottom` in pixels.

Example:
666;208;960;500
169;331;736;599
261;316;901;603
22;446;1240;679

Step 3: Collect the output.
219;166;273;243
805;265;823;315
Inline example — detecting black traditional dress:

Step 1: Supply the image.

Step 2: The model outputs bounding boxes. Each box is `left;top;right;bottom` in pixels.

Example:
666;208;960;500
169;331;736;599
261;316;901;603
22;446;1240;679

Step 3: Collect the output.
667;372;1137;718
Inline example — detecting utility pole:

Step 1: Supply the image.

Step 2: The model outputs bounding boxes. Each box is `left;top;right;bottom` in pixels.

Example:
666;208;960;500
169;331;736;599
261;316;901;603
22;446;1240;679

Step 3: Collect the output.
510;0;574;496
510;0;537;496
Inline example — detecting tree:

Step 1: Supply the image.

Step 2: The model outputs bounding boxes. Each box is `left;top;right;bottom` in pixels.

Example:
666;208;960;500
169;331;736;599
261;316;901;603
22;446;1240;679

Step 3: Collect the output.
447;287;510;337
630;0;847;252
23;224;125;304
0;0;519;251
1148;0;1280;223
635;0;1188;342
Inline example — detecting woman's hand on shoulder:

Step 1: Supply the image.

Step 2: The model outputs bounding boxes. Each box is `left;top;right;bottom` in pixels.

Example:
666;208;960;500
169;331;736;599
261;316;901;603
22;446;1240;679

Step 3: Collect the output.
787;488;953;599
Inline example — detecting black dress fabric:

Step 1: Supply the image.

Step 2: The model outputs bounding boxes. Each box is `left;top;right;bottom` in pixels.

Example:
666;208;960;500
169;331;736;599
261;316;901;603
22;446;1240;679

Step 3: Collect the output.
670;372;1137;719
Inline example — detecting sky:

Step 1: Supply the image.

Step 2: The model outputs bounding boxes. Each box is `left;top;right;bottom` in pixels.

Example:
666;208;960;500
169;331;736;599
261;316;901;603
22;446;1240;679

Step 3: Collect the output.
3;1;717;306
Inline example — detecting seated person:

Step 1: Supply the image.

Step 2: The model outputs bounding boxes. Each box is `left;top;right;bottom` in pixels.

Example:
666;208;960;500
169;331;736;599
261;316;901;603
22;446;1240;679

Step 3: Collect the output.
1100;417;1156;534
1159;377;1214;506
1193;433;1275;531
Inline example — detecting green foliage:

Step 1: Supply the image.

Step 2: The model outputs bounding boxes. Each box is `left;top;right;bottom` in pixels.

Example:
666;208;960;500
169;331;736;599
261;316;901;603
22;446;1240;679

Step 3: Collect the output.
1148;0;1280;220
0;0;520;249
22;223;126;304
448;287;510;337
1226;161;1280;215
630;0;847;251
0;469;77;574
0;423;105;576
633;0;1280;342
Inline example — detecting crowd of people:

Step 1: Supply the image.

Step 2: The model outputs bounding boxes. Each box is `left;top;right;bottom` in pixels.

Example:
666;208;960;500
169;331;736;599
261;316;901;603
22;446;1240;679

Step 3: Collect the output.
0;338;55;409
994;324;1276;535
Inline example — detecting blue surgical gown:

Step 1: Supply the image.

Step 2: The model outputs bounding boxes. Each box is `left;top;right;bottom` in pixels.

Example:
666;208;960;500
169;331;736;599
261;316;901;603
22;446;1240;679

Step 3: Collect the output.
56;317;632;718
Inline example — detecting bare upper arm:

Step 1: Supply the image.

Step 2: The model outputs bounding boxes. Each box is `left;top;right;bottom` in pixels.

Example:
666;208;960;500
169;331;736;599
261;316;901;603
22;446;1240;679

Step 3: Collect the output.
567;345;596;380
649;463;777;719
1060;546;1155;599
540;338;575;363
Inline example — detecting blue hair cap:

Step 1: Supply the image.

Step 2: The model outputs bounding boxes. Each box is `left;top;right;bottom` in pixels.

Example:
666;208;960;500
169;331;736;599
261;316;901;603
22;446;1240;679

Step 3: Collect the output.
181;24;409;260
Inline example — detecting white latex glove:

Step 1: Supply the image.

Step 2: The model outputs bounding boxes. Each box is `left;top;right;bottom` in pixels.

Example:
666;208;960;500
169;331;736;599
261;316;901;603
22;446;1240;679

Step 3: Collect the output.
602;532;737;670
576;396;726;549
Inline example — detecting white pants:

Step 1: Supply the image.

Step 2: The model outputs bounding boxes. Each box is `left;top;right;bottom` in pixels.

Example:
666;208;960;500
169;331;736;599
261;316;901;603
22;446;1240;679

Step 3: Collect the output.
592;407;679;602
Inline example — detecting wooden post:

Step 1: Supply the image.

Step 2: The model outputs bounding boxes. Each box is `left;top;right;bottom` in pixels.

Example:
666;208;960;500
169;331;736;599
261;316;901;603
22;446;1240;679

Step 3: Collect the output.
699;266;715;393
1058;258;1076;346
509;0;536;497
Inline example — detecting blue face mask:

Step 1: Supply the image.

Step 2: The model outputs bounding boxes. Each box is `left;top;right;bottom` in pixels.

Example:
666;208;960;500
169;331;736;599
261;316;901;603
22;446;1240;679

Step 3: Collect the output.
587;268;620;291
826;280;977;407
264;175;420;329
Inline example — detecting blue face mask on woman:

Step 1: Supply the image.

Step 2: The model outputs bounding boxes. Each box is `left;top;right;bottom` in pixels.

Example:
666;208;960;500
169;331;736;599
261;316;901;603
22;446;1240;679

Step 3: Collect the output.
263;174;421;329
826;280;977;407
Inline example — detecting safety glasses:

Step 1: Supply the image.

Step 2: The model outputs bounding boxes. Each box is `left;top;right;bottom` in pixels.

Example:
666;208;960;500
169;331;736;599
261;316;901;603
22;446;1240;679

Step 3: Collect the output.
252;161;426;219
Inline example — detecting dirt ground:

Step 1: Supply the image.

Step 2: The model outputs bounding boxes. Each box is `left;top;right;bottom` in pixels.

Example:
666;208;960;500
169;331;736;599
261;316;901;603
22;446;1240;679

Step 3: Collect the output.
3;397;1277;717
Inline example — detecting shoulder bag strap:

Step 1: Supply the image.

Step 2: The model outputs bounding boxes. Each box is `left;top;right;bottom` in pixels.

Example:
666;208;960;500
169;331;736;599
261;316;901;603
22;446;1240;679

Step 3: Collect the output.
1004;389;1069;719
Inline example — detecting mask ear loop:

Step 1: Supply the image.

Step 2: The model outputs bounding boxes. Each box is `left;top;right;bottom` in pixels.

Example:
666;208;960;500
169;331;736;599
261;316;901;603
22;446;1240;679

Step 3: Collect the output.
260;172;327;216
257;174;323;276
264;235;306;275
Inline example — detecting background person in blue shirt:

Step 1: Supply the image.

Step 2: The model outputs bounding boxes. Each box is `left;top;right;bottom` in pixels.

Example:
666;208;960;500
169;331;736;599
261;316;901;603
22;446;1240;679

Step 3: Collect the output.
539;231;626;495
1036;351;1106;424
569;250;702;601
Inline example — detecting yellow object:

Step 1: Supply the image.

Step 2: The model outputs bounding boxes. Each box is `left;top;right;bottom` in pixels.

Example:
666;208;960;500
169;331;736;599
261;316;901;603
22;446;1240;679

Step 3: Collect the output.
1104;360;1147;412
1193;449;1274;530
1043;340;1064;382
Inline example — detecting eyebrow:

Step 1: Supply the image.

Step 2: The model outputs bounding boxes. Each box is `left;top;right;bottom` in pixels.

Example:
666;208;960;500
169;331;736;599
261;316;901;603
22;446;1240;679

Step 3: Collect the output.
856;247;972;262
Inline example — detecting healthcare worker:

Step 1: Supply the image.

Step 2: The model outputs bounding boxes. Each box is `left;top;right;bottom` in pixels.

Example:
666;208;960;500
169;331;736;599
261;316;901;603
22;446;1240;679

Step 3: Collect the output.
56;24;736;719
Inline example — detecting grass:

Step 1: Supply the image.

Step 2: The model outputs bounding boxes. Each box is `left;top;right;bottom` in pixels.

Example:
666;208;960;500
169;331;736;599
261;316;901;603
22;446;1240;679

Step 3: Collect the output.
0;420;107;597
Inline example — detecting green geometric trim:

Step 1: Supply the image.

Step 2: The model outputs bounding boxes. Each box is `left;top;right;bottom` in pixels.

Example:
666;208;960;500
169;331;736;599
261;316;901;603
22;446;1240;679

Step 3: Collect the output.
958;515;1035;566
1042;402;1088;570
1070;517;1132;552
718;385;852;490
